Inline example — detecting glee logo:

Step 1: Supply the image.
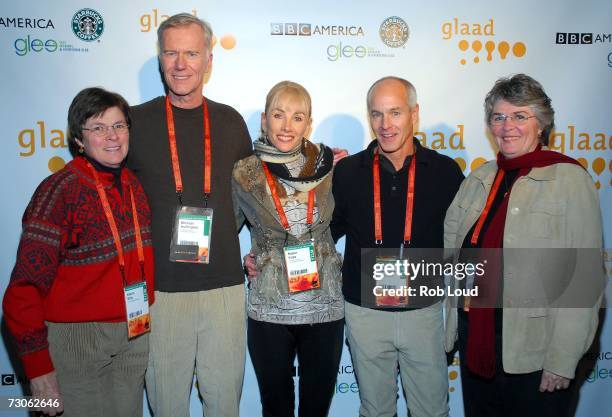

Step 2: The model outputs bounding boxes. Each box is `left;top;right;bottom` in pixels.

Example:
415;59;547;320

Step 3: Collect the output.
327;42;366;61
14;35;57;56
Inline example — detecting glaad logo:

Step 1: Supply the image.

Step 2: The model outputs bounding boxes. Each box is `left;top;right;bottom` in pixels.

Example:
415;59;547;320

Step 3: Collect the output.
548;125;611;190
18;120;67;157
17;120;68;173
140;9;197;32
379;16;409;48
441;18;526;65
72;9;104;42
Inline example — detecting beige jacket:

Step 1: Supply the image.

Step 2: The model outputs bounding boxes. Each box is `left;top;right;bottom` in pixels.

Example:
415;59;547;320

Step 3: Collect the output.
444;160;604;378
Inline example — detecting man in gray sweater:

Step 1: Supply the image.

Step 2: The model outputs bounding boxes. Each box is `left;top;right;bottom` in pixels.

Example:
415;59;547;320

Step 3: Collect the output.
127;13;252;417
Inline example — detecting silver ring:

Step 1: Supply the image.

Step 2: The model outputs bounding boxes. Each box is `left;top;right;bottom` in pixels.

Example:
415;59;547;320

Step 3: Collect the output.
556;385;561;390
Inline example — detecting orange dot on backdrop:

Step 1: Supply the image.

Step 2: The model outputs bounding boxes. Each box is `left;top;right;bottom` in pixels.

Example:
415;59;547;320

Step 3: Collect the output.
220;34;236;50
48;156;66;173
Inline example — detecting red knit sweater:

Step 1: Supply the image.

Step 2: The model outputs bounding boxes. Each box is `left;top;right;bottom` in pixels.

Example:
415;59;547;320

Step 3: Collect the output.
3;156;155;379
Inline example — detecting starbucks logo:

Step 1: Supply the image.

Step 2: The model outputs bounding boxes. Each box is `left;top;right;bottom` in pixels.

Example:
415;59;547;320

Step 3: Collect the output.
72;8;104;42
379;16;409;48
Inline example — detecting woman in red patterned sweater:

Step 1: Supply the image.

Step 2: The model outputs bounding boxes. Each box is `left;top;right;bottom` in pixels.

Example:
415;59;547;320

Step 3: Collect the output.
3;87;155;417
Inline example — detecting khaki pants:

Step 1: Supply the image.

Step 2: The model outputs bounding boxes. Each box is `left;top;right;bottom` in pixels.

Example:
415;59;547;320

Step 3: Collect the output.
48;321;149;417
145;284;246;417
345;301;449;417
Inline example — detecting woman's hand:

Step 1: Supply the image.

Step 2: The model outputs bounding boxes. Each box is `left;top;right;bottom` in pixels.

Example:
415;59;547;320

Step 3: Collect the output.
30;371;63;416
243;252;258;281
539;369;570;392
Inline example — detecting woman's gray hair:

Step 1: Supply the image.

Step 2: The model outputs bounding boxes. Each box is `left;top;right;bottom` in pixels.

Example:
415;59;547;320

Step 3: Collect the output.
157;13;213;52
484;73;555;145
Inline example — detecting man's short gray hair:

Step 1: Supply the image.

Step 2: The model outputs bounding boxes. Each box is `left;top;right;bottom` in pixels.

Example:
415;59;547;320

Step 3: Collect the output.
157;13;213;53
367;76;417;110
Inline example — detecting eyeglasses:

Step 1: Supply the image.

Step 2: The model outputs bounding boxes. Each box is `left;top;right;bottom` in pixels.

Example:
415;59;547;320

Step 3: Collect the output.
82;122;129;138
490;113;537;126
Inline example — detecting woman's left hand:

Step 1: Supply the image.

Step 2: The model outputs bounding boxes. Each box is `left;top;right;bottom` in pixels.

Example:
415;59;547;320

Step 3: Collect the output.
30;371;63;416
332;148;349;166
539;369;570;392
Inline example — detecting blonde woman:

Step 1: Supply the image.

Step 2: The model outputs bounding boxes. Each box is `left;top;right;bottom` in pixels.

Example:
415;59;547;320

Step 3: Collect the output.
233;81;343;417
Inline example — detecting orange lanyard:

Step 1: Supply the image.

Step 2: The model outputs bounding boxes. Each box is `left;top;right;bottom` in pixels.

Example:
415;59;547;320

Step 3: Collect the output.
372;149;416;246
470;169;505;245
86;162;145;285
261;161;315;231
165;96;212;205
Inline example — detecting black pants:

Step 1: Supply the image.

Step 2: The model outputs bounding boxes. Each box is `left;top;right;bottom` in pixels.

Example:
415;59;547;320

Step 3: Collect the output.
458;310;572;417
248;317;344;417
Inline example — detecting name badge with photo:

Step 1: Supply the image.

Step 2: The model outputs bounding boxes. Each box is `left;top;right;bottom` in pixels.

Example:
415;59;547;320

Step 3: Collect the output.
170;206;213;264
283;240;320;293
124;281;150;339
375;256;409;307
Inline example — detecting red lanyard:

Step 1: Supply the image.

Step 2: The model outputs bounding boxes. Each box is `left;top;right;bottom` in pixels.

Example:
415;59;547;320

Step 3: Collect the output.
372;149;416;246
165;96;211;205
261;161;315;231
470;169;505;245
86;162;145;285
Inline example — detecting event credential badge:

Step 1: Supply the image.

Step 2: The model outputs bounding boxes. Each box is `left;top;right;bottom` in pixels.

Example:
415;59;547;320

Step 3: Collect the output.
124;282;150;338
170;206;213;263
375;256;409;307
283;240;320;293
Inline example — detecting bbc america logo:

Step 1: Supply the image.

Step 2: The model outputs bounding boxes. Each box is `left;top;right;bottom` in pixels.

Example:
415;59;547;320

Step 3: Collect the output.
556;32;611;44
1;374;16;385
271;23;364;37
271;23;311;36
